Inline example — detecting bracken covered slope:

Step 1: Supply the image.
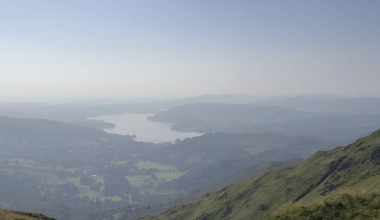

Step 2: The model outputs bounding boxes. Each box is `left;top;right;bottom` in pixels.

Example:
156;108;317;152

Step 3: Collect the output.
141;129;380;220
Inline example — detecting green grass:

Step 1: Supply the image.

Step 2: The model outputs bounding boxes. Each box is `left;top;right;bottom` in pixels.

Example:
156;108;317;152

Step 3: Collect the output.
136;161;177;171
57;177;105;200
156;172;185;181
0;209;54;220
9;158;35;167
101;196;122;202
56;167;85;173
267;191;380;220
90;175;104;183
65;177;81;185
116;160;128;165
126;175;154;186
126;171;185;187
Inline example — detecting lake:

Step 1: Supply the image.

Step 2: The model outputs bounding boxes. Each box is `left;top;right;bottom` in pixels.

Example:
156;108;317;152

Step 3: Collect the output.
89;113;203;143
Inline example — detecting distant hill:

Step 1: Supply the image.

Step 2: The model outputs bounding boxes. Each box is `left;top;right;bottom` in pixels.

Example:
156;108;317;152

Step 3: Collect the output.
2;95;379;131
148;103;380;141
156;94;262;106
140;129;380;220
254;96;380;115
0;94;260;130
0;116;134;143
0;209;54;220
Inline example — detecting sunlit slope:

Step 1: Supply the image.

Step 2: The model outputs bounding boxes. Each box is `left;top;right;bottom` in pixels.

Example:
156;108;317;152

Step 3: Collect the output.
267;192;380;220
124;159;302;220
165;158;303;210
0;209;54;220
141;129;380;220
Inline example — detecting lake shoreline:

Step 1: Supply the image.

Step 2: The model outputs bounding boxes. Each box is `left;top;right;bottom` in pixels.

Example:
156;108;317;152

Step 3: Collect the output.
88;113;203;143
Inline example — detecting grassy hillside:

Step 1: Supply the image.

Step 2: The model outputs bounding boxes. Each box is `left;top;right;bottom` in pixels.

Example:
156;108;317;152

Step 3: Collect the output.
0;209;54;220
147;133;333;194
267;191;380;220
140;129;380;220
160;159;303;211
121;159;302;220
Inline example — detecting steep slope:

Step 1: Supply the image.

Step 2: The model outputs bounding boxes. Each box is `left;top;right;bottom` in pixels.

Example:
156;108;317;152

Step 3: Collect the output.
141;129;380;220
147;133;333;194
161;159;304;211
0;209;54;220
123;159;302;220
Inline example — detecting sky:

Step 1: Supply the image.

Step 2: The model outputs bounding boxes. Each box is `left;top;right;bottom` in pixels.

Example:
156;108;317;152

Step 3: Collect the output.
1;0;380;103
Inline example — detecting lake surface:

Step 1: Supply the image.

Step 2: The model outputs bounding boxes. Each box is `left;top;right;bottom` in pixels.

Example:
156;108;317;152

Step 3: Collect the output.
90;113;202;143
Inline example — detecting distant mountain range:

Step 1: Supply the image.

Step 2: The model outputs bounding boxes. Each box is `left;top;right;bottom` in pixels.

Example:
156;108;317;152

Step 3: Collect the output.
0;94;260;129
1;94;380;132
253;96;380;115
148;103;380;141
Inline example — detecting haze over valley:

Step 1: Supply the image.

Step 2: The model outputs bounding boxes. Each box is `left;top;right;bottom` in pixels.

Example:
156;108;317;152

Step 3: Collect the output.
1;1;380;220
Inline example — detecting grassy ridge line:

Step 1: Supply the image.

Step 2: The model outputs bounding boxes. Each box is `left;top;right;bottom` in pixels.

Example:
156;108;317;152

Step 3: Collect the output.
0;209;55;220
140;129;380;220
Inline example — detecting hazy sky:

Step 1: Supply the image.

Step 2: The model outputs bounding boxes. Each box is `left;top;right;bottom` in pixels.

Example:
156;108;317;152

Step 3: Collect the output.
1;0;380;102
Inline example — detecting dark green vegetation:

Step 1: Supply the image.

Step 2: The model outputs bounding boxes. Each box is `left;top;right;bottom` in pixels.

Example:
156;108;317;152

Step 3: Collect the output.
0;209;54;220
141;129;380;220
267;192;380;220
0;116;333;220
148;103;380;141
